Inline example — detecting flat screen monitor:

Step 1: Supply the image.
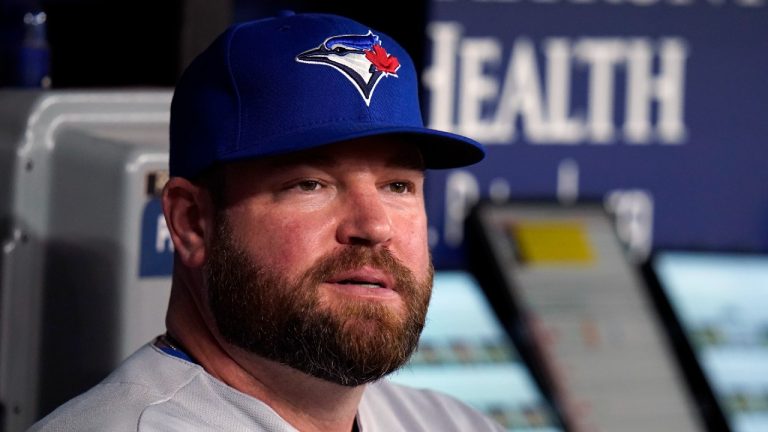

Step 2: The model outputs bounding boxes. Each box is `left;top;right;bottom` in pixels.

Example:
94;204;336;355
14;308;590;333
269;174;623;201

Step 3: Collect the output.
467;202;703;432
388;271;564;431
649;251;768;432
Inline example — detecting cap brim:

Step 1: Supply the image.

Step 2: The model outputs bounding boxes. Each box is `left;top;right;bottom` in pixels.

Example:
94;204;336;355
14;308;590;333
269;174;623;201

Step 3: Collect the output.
219;124;485;169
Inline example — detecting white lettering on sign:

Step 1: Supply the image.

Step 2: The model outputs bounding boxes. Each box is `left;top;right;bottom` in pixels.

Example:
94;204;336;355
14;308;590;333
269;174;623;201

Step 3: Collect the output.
605;189;654;261
557;159;580;204
425;23;690;145
155;215;174;253
444;170;481;247
433;169;655;259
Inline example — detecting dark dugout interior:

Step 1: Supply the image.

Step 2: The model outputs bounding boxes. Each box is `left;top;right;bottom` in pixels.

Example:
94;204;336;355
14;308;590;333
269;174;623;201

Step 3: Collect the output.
0;0;428;88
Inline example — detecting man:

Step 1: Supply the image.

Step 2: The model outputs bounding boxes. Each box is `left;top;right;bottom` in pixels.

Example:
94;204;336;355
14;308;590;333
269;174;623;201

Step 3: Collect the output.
31;12;502;431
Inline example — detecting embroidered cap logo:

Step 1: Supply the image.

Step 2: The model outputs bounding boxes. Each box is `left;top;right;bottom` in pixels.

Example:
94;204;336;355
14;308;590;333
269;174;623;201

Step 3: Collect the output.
296;31;401;106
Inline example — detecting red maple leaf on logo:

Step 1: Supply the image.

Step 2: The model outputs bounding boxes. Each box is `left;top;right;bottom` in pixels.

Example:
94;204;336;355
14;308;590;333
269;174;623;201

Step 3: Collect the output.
365;44;400;75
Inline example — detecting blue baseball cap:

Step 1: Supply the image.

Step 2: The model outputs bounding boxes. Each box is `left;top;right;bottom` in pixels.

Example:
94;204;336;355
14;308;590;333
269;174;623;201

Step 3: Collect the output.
169;12;485;178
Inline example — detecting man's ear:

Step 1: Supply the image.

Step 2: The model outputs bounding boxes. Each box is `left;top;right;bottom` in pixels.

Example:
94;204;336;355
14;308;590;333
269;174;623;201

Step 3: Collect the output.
162;177;214;268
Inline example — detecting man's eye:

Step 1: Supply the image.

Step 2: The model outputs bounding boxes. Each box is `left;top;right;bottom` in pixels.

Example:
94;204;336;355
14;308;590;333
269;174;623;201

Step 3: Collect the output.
388;182;410;194
296;180;321;191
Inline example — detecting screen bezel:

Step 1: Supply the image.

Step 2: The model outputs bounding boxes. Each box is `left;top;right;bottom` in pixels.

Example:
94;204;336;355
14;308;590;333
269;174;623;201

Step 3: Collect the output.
463;199;614;432
466;199;730;432
640;249;754;432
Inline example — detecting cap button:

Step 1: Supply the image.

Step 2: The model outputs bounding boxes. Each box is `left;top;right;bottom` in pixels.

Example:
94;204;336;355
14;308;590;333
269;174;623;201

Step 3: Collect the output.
277;10;295;17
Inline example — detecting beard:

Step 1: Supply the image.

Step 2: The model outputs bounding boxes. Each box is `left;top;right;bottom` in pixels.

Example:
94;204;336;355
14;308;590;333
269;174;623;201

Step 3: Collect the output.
205;216;433;387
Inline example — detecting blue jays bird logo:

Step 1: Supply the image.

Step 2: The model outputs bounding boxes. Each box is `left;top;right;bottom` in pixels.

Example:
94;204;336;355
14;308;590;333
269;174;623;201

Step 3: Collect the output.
296;31;401;106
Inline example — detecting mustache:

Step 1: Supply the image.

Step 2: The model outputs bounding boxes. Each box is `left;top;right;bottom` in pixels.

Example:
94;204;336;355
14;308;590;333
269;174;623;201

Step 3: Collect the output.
301;246;419;295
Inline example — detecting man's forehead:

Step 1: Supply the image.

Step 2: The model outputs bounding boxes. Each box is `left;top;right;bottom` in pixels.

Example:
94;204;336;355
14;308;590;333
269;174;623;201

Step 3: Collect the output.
244;137;425;172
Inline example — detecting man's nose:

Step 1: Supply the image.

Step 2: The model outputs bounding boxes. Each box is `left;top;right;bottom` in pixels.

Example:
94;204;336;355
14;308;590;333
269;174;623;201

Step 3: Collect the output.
335;186;393;247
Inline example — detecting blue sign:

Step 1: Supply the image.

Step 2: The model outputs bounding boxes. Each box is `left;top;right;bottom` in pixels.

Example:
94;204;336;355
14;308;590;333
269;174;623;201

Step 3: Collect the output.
139;197;173;277
423;0;768;267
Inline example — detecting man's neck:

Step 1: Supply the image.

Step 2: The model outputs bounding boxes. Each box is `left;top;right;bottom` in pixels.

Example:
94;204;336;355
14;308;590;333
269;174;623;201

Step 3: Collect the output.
220;348;364;432
165;279;363;432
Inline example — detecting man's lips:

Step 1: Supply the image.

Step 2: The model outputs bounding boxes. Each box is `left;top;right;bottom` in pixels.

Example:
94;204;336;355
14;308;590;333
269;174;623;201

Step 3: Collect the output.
327;267;392;289
325;267;398;297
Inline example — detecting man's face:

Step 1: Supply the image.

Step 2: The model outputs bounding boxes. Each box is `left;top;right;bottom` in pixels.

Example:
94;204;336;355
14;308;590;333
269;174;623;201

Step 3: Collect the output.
204;137;433;386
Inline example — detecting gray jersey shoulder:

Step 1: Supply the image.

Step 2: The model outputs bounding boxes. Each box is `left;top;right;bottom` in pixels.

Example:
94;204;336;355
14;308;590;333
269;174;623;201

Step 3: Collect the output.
29;344;503;432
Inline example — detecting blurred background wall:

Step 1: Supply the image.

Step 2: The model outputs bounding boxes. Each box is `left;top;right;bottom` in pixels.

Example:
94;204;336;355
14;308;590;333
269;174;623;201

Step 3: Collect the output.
3;0;764;268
